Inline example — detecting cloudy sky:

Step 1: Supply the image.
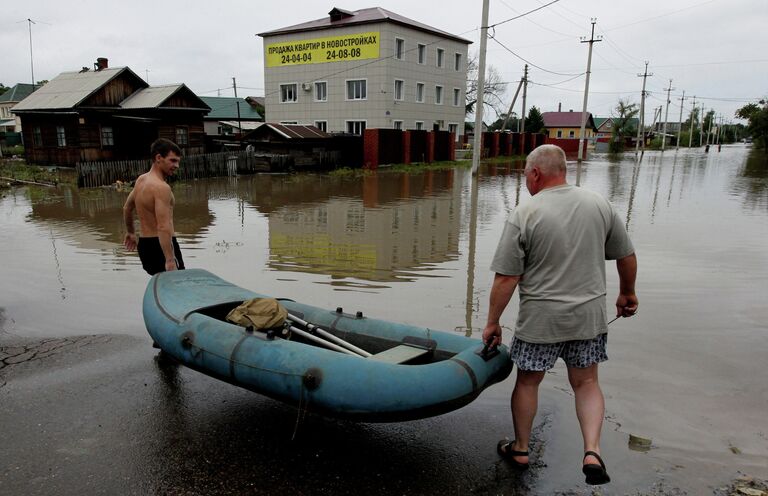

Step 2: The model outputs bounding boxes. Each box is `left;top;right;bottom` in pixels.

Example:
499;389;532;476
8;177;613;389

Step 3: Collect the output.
2;0;766;123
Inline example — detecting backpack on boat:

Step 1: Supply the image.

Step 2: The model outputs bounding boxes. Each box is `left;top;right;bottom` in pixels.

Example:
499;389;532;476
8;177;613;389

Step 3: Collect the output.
226;298;288;331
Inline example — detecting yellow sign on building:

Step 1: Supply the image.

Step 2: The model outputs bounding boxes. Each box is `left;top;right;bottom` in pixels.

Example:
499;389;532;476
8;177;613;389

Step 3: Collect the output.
266;32;380;67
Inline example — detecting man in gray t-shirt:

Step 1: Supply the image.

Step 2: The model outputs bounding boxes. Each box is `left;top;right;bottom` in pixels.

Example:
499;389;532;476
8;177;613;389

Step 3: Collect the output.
482;144;638;486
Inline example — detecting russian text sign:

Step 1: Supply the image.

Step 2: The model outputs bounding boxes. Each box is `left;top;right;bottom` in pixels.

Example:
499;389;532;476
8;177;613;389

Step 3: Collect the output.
266;32;380;67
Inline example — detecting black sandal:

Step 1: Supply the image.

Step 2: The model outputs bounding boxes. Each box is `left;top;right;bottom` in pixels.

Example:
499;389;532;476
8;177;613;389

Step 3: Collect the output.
496;438;530;470
582;451;611;485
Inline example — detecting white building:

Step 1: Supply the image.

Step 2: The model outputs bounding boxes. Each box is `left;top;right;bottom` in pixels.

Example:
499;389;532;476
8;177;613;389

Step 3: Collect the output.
258;7;470;139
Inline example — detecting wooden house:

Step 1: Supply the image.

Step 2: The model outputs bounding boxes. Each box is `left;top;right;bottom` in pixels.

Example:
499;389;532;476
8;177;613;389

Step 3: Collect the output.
12;59;210;166
542;111;598;140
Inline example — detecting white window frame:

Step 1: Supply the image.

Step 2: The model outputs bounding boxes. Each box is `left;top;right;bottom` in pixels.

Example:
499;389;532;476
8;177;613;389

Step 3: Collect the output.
416;82;425;103
568;130;575;138
394;38;405;60
417;43;426;64
56;126;66;147
435;85;443;105
415;121;424;131
436;48;445;68
280;83;298;103
449;123;459;140
557;130;563;138
454;52;462;71
314;120;327;132
100;125;114;146
394;79;404;101
453;88;461;107
345;79;367;101
393;120;403;130
175;126;189;145
314;81;327;102
345;120;367;135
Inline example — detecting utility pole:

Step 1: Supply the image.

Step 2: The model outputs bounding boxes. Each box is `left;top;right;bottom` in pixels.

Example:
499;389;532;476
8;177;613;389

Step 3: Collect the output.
675;90;685;150
145;69;150;83
699;102;705;146
635;62;651;155
706;109;714;145
27;19;36;90
577;18;601;162
661;79;674;151
471;0;490;175
501;77;524;131
687;95;696;148
232;77;243;138
520;64;529;134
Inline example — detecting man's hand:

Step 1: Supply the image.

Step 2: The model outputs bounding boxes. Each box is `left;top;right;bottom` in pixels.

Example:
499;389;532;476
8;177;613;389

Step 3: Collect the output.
165;259;178;272
615;293;638;318
482;323;503;348
124;233;138;251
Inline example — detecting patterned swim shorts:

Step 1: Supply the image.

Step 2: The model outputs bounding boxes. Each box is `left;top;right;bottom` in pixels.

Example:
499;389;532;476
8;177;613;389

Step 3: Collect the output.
509;333;608;371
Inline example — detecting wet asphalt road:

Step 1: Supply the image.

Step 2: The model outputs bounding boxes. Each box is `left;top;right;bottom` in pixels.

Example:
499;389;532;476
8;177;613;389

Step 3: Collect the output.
0;332;670;496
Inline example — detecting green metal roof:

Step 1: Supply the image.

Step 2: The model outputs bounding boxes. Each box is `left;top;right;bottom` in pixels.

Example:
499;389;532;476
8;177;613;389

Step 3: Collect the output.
199;96;262;120
0;83;36;103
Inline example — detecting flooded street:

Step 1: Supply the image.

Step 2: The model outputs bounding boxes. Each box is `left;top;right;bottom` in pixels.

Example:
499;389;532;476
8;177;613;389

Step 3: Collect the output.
2;145;767;494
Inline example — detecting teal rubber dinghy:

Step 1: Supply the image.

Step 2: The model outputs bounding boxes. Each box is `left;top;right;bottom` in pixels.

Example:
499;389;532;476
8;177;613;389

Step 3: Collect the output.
143;269;512;422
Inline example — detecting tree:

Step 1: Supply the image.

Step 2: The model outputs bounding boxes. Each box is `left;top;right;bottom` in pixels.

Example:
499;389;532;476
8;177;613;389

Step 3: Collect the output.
0;83;7;96
465;53;508;119
736;99;768;148
525;106;544;133
609;99;639;152
488;113;520;132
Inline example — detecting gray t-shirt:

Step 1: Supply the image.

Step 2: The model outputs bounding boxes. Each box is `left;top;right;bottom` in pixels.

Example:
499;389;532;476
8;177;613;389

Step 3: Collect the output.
490;184;634;343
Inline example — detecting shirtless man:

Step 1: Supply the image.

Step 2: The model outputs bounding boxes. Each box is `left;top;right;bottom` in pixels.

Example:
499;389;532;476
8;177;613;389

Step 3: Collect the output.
123;138;185;275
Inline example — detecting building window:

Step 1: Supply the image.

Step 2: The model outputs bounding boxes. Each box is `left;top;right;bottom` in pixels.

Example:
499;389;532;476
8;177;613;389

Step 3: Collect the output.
346;120;366;135
56;126;66;147
280;121;298;125
454;53;462;71
346;79;367;100
568;130;575;138
314;81;327;102
417;44;426;64
394;79;404;101
415;121;424;131
453;88;461;107
449;123;459;139
435;120;444;130
557;130;563;138
393;120;403;130
280;83;297;103
33;126;42;146
394;38;404;60
176;127;188;145
416;82;425;103
314;121;327;132
100;125;114;146
435;85;443;105
436;48;444;68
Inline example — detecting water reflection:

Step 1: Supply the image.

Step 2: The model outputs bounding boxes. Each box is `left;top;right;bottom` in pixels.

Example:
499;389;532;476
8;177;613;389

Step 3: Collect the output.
732;148;768;210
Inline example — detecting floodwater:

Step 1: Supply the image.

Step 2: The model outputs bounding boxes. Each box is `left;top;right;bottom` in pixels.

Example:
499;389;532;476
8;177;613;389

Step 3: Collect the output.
1;145;767;494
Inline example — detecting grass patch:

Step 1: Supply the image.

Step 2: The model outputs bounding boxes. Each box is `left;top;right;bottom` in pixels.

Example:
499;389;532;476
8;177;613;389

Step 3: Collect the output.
0;160;77;186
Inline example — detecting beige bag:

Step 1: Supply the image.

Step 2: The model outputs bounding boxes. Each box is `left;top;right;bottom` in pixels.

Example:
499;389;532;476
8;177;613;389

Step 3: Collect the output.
226;298;288;330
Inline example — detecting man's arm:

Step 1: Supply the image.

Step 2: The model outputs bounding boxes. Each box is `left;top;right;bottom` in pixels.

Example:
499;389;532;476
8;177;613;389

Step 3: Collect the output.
615;253;638;318
154;185;177;272
122;189;138;251
482;273;521;347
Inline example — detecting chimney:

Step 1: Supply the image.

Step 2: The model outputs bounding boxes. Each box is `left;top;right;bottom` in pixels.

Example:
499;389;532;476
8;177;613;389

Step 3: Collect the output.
95;57;109;71
558;102;562;112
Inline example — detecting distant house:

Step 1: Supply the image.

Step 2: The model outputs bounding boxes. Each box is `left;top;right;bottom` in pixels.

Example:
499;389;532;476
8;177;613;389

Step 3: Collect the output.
542;111;598;140
12;58;210;166
594;117;639;142
0;83;36;136
199;96;262;136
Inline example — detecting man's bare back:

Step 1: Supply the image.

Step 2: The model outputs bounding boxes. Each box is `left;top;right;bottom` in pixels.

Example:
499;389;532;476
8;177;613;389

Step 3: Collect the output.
131;172;175;238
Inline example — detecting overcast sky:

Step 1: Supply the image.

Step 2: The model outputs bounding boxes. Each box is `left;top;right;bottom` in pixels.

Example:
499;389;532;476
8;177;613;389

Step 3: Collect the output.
2;0;766;123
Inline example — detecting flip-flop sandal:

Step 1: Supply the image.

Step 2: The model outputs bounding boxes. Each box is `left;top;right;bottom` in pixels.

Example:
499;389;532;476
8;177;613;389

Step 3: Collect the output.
582;450;611;485
497;438;530;470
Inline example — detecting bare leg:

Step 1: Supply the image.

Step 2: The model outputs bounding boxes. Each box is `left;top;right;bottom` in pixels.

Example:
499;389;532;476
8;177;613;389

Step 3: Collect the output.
509;369;546;464
567;364;604;466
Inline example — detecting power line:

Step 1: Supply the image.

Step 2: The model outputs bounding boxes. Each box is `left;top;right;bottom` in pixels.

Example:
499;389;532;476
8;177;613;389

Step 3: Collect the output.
488;34;583;76
488;0;563;29
495;0;580;38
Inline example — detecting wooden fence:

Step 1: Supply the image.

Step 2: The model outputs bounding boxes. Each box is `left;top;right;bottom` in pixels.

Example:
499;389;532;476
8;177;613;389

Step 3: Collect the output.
76;150;290;188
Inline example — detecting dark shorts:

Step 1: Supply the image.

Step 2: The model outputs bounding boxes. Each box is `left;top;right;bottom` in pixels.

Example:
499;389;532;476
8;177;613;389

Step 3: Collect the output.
509;333;608;371
137;237;185;275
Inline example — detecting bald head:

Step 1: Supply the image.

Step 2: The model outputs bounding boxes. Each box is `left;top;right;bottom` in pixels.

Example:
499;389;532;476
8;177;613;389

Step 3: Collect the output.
525;145;567;177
